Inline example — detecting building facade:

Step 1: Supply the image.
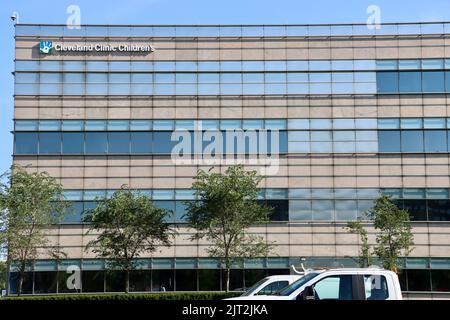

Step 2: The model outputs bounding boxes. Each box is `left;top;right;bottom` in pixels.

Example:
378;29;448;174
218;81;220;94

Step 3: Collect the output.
9;22;450;294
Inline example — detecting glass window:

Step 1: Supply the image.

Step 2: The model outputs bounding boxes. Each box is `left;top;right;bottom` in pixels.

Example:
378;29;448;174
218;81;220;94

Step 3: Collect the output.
131;132;152;153
289;200;312;220
407;270;431;291
15;132;38;154
399;71;421;92
445;71;450;92
376;60;398;70
309;60;330;71
85;132;108;154
62;133;84;154
398;60;421;70
62;120;84;131
403;200;427;221
423;118;446;129
86;61;108;72
376;72;398;93
108;132;130;153
39;120;61;131
34;272;57;294
424;130;447;152
242;61;264;71
265;61;286;71
378;131;400;152
198;270;221;291
422;71;445;92
153;132;175;154
108;120;129;131
431;270;450;292
364;275;389;300
356;131;377;141
422;59;444;70
85;120;107;131
82;271;105;293
378;118;399;129
401;131;424;152
288;119;309;130
428;200;450;221
400;118;422;129
130;120;152;131
39;132;61;154
334;131;355;141
355;119;377;129
313;275;353;300
333;119;354;130
335;200;357;220
312;200;334;220
15;120;38;131
310;119;332;130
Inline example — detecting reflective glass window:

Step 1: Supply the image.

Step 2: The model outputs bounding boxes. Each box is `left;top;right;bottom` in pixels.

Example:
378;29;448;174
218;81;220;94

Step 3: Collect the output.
378;131;400;152
399;72;421;92
39;132;61;154
401;131;424;152
335;200;357;220
15;132;38;154
85;133;108;154
312;200;334;220
424;130;447;152
131;132;152;153
108;132;130;153
376;72;398;93
422;71;445;92
62;133;84;154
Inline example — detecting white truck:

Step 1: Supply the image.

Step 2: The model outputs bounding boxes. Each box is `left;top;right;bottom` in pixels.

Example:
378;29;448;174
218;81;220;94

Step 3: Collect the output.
226;268;403;301
239;275;303;297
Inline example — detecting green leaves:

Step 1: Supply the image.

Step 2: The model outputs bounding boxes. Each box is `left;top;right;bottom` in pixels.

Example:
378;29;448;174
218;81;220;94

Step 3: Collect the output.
85;186;175;276
0;165;69;294
185;165;273;291
345;195;414;271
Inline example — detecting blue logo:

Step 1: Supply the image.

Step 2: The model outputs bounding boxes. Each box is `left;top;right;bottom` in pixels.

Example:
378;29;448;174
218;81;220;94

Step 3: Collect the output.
40;41;53;54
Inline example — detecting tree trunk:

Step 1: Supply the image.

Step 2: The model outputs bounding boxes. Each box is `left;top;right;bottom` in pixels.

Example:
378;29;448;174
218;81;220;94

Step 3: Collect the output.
225;268;230;292
125;269;130;293
18;272;23;297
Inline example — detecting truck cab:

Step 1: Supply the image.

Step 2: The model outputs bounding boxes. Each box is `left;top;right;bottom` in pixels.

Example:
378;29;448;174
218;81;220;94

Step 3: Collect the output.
226;268;403;301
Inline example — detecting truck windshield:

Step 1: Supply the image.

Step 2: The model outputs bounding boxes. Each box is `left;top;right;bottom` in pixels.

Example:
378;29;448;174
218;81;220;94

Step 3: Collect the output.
276;272;320;296
240;277;270;296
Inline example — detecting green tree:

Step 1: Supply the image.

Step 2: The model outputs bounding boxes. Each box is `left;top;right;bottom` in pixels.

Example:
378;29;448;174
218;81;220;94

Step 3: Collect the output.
84;186;175;293
0;165;68;296
369;195;414;272
345;221;373;268
345;195;414;272
185;166;273;292
0;260;6;291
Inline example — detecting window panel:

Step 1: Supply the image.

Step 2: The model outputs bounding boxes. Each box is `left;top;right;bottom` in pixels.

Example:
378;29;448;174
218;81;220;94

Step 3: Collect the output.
424;130;447;152
153;132;175;154
378;131;400;152
62;133;84;154
376;72;398;93
335;200;357;220
108;132;130;153
39;132;61;154
15;132;38;154
312;200;334;220
130;132;152;153
399;71;421;92
85;133;108;154
422;71;445;92
401;131;424;152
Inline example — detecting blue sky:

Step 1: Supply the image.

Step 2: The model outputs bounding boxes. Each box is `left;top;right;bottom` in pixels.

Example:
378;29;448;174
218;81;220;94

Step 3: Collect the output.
1;0;450;174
